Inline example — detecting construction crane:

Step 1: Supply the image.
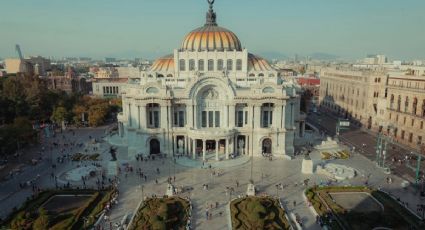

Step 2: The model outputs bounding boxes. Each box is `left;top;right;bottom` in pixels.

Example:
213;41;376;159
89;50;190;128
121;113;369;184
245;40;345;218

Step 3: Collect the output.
15;44;24;60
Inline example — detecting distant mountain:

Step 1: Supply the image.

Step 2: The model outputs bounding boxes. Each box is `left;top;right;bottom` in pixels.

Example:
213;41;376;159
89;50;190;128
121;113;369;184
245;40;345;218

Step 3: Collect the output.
310;52;339;60
257;51;288;60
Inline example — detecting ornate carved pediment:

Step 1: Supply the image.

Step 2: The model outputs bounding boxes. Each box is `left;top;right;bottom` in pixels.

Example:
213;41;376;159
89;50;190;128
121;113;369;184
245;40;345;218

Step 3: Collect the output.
202;88;219;99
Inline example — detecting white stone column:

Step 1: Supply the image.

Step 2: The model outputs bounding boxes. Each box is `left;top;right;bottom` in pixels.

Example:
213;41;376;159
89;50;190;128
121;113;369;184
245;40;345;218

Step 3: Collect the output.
160;105;167;129
225;138;229;159
184;136;188;155
229;104;235;128
192;138;196;159
273;104;281;129
187;104;193;128
215;139;219;161
140;105;146;129
202;139;206;161
224;105;228;128
254;104;261;128
137;106;141;129
168;104;173;129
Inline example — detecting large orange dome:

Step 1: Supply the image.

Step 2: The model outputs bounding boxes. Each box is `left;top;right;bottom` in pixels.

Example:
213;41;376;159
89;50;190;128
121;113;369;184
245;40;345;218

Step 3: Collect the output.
180;0;242;52
181;26;242;52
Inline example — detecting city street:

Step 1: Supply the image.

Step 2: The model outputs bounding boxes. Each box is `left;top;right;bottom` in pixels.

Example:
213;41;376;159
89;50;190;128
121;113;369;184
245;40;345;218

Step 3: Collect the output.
307;110;424;184
0;126;108;219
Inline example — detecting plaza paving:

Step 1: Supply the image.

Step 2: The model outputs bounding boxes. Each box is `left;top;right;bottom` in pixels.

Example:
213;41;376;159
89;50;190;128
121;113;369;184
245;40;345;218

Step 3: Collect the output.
1;124;425;229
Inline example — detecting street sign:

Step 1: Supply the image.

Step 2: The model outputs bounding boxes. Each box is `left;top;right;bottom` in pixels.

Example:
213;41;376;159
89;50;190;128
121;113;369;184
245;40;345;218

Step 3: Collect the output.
339;120;350;127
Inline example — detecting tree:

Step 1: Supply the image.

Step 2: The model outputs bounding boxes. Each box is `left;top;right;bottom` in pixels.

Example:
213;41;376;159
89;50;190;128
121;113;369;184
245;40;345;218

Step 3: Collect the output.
72;104;87;125
32;208;49;230
88;103;108;127
51;106;68;124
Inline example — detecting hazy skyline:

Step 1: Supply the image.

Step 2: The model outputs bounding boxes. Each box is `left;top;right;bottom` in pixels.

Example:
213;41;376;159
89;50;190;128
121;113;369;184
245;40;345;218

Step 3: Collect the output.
1;0;425;60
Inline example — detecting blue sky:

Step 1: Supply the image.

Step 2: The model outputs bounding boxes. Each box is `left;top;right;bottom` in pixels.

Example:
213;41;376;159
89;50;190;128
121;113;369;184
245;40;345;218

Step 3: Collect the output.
1;0;424;60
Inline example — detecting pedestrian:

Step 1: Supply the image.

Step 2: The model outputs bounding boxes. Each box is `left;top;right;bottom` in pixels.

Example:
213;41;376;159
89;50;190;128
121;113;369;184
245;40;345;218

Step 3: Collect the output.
293;200;297;207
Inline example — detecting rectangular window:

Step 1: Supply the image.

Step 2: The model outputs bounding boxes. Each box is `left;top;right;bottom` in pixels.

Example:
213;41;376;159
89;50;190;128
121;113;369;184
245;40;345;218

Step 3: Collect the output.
409;133;413;143
208;59;214;71
236;59;242;71
208;111;214;127
262;111;269;128
217;60;223;71
202;111;207;127
179;59;186;71
418;136;422;145
404;117;406;124
178;111;185;127
215;111;220;127
421;121;424;129
412;119;415;127
189;59;195;71
174;112;178;126
237;111;243;127
227;59;233;70
153;111;159;128
401;130;405;139
149;111;153;125
270;111;273;125
198;60;204;71
245;111;248;125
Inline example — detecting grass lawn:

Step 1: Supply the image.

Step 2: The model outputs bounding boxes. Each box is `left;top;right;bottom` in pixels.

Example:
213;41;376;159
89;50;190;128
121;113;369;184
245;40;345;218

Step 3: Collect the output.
2;188;117;230
128;196;190;230
230;196;291;230
305;186;424;230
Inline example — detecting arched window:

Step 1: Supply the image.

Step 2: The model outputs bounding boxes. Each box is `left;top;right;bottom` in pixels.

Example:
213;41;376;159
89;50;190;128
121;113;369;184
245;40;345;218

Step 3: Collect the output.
198;60;204;71
227;59;233;70
189;59;195;71
166;74;173;78
269;74;275;77
397;95;401;111
217;59;224;71
413;97;418;115
390;94;394;109
405;96;409;112
236;59;242;71
157;74;164;78
258;73;264;77
249;73;255;77
208;59;214;71
422;99;425;117
179;59;186;71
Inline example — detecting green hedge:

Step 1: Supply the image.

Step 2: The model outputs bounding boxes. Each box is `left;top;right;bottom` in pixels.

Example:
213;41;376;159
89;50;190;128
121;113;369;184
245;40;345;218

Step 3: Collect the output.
230;196;290;230
2;189;115;230
128;196;190;230
305;186;424;230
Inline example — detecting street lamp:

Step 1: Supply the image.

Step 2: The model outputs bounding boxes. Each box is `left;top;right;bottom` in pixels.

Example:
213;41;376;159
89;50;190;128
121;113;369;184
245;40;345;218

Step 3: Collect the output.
275;184;280;197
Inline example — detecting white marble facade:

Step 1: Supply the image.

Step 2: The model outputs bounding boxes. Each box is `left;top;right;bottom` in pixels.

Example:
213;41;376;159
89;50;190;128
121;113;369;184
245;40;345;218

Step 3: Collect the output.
117;1;301;160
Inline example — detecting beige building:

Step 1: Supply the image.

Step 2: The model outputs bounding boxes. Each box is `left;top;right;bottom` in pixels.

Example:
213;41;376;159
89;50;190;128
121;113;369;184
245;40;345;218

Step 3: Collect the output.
384;71;425;150
5;58;33;75
320;67;425;152
92;78;128;98
319;68;387;129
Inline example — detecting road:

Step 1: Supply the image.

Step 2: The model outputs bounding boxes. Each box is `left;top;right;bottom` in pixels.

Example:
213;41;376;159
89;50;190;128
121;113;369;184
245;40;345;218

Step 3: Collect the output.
0;126;107;219
306;110;424;184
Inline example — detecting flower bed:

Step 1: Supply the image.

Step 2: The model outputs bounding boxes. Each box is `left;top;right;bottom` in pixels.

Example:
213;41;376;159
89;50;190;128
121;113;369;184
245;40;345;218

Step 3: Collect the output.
2;188;117;230
71;152;100;161
305;186;424;230
230;196;291;230
128;196;190;230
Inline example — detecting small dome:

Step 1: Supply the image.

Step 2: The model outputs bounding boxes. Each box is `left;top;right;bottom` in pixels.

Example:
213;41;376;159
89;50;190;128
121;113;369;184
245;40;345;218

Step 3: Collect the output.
150;54;174;72
248;53;273;71
181;26;242;52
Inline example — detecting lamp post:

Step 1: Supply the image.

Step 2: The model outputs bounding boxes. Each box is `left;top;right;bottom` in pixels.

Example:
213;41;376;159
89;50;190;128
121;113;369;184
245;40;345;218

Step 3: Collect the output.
275;184;279;197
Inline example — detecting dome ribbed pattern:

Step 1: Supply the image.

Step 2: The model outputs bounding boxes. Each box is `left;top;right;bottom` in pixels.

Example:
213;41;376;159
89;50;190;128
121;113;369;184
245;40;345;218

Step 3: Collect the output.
248;53;273;71
150;54;174;72
181;26;242;52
